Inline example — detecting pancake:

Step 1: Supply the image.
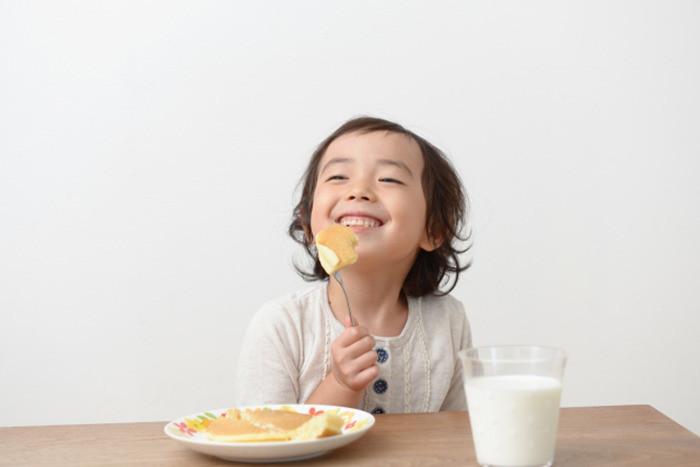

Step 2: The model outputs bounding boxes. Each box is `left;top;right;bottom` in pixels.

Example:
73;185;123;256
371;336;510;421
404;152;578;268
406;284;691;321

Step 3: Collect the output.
315;224;359;274
289;412;345;440
205;409;344;442
243;409;312;431
205;415;287;442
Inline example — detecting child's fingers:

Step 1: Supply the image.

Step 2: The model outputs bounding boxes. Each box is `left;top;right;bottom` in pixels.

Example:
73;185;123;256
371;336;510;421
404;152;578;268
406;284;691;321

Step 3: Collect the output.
354;363;380;388
343;334;376;359
334;327;375;360
330;322;378;392
336;344;378;373
332;338;374;373
333;324;372;349
334;359;379;392
354;348;380;370
344;316;354;328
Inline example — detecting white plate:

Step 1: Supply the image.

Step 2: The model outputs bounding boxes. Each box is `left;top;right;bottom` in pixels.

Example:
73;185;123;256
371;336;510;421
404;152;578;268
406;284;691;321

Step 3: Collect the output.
164;404;375;463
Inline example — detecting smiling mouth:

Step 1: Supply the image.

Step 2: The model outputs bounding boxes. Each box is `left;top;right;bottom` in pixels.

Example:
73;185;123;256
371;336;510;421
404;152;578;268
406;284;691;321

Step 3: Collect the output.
337;216;383;228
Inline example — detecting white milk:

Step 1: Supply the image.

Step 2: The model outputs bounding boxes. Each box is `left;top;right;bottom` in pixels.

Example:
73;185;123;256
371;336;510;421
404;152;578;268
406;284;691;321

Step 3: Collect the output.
465;375;562;467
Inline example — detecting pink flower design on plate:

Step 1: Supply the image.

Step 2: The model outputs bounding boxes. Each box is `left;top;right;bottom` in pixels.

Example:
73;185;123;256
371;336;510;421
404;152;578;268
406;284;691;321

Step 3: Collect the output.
174;422;196;436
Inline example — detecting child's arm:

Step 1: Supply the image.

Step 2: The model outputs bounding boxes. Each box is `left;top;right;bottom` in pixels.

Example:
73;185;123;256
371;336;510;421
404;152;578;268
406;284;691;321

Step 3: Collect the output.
440;300;472;411
233;303;302;406
306;317;379;407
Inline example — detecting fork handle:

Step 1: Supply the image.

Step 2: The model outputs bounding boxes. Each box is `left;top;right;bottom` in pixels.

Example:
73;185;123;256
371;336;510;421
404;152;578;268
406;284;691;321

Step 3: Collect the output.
332;271;355;326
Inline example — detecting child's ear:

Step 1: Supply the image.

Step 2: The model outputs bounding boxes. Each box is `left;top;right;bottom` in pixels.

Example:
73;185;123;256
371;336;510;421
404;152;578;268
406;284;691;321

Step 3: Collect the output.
300;206;315;245
303;223;316;245
304;226;314;245
419;230;443;252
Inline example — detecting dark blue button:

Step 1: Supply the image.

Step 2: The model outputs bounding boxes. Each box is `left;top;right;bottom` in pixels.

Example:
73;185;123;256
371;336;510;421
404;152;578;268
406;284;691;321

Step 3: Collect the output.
373;379;388;394
376;348;388;363
371;406;385;414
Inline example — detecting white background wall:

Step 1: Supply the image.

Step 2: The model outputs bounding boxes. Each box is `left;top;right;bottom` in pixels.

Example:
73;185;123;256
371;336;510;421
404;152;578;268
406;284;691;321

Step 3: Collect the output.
1;1;699;435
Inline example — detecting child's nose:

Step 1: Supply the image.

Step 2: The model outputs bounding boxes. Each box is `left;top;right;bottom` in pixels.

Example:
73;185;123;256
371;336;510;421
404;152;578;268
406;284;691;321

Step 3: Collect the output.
347;192;371;201
345;182;374;202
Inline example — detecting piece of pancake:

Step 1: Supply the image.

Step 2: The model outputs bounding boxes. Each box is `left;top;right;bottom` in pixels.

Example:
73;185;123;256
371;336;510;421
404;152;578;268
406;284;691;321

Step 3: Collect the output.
205;416;288;442
315;224;359;274
205;409;343;442
288;413;344;440
243;409;313;432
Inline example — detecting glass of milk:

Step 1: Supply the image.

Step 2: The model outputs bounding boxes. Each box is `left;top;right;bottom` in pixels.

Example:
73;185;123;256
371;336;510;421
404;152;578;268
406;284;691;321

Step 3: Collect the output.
459;346;567;467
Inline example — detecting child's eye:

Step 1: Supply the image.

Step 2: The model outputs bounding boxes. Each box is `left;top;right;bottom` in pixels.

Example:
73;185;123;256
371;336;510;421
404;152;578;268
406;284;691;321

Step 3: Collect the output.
379;177;404;185
326;175;347;182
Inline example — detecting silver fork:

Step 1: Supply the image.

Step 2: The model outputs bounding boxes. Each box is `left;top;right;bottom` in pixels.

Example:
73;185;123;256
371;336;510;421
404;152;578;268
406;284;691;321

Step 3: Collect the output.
332;271;355;326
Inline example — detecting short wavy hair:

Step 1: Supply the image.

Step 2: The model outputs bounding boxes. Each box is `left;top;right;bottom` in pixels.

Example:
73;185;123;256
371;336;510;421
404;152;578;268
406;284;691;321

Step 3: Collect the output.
288;116;472;296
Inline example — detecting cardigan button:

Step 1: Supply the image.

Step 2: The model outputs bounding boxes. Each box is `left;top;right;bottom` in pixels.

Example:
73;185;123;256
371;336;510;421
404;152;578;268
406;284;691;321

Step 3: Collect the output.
373;379;388;394
376;348;388;363
371;406;385;414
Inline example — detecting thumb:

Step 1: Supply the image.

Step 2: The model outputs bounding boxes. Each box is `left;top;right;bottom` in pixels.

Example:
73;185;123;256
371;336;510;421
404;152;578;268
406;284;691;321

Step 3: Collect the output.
345;316;357;328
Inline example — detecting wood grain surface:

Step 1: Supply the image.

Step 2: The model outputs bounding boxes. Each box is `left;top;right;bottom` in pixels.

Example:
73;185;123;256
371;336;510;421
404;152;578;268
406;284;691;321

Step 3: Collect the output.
1;405;698;466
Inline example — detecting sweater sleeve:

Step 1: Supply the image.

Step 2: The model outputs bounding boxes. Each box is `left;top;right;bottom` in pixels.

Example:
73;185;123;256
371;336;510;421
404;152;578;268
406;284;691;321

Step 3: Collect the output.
439;300;472;411
233;301;302;406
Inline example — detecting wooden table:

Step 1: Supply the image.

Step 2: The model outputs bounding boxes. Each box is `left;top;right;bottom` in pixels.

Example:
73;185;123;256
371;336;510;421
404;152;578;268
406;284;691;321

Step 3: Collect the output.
1;405;698;466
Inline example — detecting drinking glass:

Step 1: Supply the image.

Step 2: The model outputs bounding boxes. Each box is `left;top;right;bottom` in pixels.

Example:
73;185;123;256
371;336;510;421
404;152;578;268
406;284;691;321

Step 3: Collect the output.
459;346;567;467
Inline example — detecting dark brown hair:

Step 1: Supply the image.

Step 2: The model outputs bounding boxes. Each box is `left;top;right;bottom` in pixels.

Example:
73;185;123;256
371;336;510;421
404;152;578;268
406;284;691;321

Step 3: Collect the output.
288;116;472;296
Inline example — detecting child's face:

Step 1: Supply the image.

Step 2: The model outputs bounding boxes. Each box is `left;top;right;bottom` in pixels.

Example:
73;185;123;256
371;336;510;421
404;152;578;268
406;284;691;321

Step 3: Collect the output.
310;130;435;268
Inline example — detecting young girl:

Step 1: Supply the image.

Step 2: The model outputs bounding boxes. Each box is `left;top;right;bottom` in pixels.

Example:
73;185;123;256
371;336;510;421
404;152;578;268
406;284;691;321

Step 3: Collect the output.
234;116;472;414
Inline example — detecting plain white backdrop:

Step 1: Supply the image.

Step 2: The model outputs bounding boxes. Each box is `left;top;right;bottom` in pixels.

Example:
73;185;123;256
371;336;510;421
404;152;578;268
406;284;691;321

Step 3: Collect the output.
1;1;699;435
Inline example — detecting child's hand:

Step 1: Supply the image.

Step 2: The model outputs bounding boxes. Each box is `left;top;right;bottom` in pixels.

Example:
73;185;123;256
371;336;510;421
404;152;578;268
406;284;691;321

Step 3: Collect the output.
331;317;380;393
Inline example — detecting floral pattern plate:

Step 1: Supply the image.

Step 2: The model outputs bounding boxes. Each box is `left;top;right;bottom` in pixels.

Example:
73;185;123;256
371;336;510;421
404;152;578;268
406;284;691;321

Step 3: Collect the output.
164;404;375;463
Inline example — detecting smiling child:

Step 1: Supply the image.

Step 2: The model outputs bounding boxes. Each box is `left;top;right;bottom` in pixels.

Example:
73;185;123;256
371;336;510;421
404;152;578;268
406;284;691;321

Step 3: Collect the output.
234;116;473;414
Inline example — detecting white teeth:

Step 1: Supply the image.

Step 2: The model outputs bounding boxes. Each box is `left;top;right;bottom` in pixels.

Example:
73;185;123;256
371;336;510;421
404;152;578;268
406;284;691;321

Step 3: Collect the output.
339;217;380;228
